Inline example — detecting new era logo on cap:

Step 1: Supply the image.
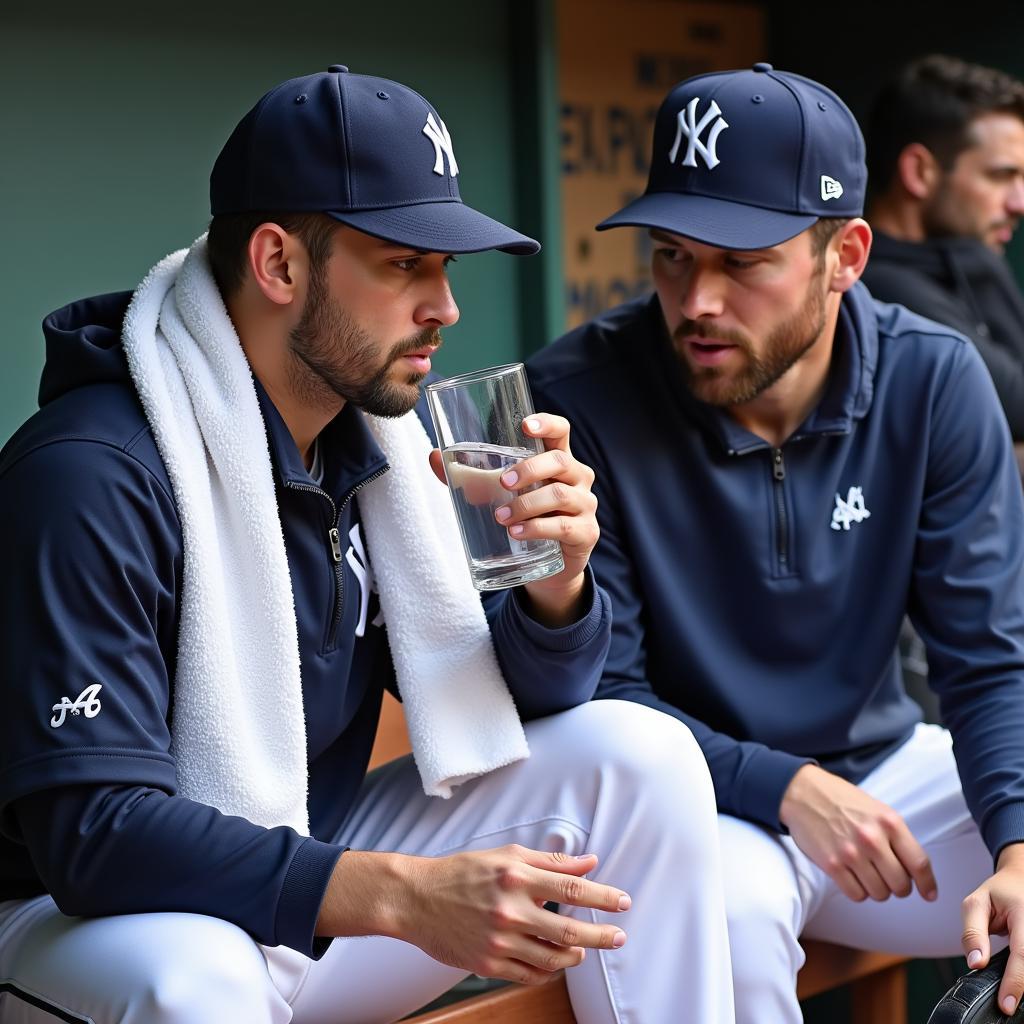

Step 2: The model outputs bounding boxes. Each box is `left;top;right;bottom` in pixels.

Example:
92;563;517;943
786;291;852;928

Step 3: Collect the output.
821;175;844;201
596;62;866;250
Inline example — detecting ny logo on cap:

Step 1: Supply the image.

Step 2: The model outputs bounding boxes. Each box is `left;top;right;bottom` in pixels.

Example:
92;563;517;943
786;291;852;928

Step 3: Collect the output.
423;112;459;177
669;97;729;170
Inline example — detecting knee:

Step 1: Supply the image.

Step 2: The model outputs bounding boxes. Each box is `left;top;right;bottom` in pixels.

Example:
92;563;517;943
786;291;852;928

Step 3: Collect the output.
133;918;277;1023
542;700;718;844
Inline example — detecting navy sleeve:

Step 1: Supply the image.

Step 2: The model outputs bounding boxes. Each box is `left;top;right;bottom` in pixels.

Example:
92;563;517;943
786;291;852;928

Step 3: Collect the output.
907;341;1024;860
529;375;811;831
13;786;342;957
0;439;340;955
481;570;611;720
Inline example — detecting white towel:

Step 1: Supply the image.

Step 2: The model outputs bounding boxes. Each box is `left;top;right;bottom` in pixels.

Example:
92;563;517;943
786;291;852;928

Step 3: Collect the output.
122;236;528;835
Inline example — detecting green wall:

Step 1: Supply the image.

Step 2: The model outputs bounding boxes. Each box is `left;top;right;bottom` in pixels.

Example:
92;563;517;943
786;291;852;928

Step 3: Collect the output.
0;1;558;442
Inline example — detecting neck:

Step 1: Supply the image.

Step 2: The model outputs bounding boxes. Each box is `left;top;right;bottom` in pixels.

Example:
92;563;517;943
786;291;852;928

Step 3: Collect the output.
227;290;343;469
726;297;842;449
868;194;926;243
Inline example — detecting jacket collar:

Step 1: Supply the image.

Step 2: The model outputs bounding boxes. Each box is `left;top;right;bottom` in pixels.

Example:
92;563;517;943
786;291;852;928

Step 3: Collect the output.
648;282;878;454
253;377;389;499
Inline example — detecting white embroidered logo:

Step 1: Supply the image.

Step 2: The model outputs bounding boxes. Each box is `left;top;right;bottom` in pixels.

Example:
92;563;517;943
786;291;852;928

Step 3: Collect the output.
821;175;844;201
830;487;871;531
50;683;103;728
423;112;459;177
345;524;384;637
668;97;729;170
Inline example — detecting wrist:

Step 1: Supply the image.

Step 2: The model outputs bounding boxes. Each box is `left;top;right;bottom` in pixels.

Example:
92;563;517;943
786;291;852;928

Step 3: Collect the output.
779;763;820;829
997;842;1024;873
521;572;588;628
317;849;411;939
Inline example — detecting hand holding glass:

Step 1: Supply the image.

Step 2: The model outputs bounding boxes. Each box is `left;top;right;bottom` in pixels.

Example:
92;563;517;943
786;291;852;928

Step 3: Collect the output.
426;364;565;590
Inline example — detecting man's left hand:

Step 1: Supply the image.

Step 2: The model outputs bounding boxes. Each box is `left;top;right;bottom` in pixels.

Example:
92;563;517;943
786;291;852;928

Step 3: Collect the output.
961;842;1024;1016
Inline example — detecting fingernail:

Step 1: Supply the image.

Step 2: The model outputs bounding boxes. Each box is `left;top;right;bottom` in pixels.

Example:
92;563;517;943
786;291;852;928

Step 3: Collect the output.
612;930;627;948
617;894;632;911
510;524;525;536
925;889;937;902
526;418;541;432
501;470;519;487
1003;996;1017;1015
495;505;511;522
574;854;593;860
968;949;983;968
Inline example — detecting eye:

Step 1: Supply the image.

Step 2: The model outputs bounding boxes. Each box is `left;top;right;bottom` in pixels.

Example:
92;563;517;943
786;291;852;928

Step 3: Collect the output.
725;255;759;270
443;255;459;268
393;256;422;272
655;246;686;263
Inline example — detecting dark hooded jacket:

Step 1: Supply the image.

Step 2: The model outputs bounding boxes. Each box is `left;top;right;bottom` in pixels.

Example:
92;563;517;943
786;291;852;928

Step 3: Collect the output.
862;231;1024;440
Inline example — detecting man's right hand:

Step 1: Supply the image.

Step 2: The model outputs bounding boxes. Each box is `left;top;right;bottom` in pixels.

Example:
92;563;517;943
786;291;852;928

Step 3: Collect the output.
317;845;631;985
780;763;938;903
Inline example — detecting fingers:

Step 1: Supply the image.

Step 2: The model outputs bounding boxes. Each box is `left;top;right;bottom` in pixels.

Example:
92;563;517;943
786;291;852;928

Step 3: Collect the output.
501;447;593;491
427;449;447;486
890;826;937;901
961;886;993;969
523;413;572;453
998;930;1024;1016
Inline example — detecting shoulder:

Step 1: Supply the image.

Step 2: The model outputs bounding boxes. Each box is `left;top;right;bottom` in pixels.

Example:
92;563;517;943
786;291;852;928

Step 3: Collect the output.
527;295;659;396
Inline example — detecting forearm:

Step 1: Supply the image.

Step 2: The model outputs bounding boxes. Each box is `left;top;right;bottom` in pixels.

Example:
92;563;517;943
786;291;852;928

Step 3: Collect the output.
16;784;342;956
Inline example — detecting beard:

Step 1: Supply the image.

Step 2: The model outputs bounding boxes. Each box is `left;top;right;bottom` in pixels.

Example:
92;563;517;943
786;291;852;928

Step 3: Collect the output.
287;266;441;418
675;272;828;407
921;178;1015;251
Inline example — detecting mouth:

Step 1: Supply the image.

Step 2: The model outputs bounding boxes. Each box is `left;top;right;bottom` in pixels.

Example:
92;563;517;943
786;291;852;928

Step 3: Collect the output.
682;336;739;367
398;346;439;375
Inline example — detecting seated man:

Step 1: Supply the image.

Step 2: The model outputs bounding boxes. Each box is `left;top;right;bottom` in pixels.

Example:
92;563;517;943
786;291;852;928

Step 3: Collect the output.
0;67;732;1023
862;54;1024;463
528;63;1024;1023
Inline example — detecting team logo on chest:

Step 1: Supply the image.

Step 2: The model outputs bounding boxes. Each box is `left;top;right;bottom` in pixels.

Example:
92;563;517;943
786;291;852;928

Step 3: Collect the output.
668;97;729;170
346;524;384;637
830;486;871;531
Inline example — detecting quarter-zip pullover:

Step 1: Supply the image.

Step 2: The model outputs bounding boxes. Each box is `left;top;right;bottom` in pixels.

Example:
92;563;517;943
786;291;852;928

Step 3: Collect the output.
528;283;1024;859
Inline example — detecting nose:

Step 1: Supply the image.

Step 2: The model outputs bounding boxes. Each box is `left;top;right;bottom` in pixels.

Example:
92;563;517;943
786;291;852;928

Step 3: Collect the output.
1006;177;1024;217
678;262;727;321
416;272;460;328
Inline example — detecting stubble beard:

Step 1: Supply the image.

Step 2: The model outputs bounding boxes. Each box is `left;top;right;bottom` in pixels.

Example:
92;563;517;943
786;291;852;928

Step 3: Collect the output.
287;266;441;419
676;271;828;408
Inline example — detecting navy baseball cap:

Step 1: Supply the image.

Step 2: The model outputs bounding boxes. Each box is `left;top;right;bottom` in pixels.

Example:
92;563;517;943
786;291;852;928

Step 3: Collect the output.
210;65;539;256
598;62;867;250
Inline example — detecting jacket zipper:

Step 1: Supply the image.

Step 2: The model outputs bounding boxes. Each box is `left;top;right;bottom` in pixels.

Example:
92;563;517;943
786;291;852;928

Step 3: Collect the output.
771;447;788;569
286;464;389;650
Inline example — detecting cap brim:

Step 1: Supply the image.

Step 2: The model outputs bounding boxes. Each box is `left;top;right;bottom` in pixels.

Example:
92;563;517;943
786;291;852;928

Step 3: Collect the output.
328;201;539;256
596;192;817;251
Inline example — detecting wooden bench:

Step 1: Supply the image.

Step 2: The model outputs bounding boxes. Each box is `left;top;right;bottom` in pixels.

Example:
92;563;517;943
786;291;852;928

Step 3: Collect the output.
369;694;910;1024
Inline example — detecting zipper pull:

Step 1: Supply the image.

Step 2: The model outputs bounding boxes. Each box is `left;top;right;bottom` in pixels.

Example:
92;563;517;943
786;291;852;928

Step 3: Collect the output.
329;527;343;563
772;448;786;481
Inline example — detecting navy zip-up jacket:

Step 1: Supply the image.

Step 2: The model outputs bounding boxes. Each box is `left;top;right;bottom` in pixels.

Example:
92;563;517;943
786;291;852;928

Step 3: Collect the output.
0;292;611;957
527;283;1024;859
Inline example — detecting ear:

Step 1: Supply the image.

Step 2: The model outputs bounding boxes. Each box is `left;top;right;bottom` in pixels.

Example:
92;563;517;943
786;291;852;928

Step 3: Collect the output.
247;223;305;307
896;142;941;201
828;218;873;294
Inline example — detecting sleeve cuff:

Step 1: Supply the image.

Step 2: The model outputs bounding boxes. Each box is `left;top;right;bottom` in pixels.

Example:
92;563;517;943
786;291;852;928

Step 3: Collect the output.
983;803;1024;864
509;567;608;653
735;748;815;832
275;838;346;958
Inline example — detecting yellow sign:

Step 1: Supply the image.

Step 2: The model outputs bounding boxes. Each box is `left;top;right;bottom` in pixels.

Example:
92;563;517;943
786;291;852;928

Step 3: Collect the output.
558;0;765;329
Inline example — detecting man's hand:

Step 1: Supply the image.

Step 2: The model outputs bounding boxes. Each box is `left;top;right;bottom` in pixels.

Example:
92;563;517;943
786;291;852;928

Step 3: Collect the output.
780;764;938;903
430;413;599;627
318;845;630;985
961;842;1024;1016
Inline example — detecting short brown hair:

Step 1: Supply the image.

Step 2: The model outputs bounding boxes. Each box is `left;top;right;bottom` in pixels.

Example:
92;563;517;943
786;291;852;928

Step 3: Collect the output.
809;217;850;261
866;55;1024;197
206;211;340;298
